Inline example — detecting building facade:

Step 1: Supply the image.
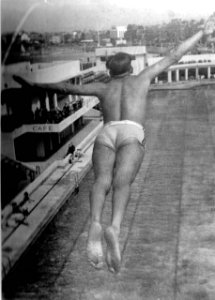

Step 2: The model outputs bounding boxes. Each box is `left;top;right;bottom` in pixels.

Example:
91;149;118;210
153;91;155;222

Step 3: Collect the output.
1;60;103;163
147;54;215;83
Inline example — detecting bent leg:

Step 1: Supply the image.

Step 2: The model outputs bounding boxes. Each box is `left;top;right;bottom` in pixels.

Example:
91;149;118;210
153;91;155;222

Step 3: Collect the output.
87;142;115;269
105;141;144;273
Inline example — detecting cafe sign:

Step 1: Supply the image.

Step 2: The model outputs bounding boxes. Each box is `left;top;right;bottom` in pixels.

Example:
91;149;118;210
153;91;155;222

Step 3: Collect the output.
32;124;55;132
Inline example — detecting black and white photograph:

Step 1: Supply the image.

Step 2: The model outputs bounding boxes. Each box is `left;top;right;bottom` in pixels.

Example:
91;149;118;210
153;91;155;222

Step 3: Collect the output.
1;0;215;299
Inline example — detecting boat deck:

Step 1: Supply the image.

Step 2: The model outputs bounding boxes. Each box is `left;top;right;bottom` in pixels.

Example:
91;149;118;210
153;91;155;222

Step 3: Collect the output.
2;86;215;300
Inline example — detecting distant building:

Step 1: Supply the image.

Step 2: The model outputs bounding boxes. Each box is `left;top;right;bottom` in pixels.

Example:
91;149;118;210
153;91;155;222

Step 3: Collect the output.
110;26;127;40
100;38;113;47
72;31;82;42
146;54;215;83
49;35;62;45
115;39;127;46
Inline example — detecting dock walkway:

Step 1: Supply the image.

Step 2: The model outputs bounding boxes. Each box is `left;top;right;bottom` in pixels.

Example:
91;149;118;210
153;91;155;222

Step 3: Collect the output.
2;86;215;300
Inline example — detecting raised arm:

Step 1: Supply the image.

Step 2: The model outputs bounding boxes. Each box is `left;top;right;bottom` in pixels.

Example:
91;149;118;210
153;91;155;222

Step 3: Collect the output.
138;13;215;81
13;75;106;97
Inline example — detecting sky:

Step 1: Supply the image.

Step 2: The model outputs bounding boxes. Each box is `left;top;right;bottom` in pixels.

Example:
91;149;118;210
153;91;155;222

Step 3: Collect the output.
1;0;215;33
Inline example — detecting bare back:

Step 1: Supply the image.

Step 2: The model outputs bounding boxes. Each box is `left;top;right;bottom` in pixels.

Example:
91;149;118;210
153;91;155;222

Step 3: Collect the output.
97;74;151;126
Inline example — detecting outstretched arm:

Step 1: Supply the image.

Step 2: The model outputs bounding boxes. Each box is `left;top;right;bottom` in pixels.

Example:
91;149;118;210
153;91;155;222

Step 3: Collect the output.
13;75;106;97
139;13;215;80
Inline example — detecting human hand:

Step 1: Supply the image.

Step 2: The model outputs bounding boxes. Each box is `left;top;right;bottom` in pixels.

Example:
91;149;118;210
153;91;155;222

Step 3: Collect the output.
203;13;215;35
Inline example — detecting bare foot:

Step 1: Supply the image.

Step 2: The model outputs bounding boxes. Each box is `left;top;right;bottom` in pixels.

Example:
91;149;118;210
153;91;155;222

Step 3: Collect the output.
104;226;121;273
87;221;103;269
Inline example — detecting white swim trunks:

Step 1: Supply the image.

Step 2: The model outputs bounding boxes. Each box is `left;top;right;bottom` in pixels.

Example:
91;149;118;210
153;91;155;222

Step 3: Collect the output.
95;120;145;151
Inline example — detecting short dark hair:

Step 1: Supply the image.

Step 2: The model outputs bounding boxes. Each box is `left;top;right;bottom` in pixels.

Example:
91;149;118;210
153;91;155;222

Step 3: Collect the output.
106;52;132;76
